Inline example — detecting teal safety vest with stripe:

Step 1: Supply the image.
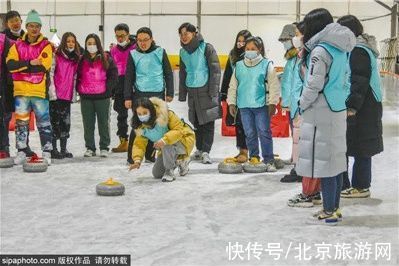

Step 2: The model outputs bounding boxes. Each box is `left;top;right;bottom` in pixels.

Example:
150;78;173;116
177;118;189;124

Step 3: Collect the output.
131;47;164;92
289;58;304;119
142;123;169;143
281;56;297;108
235;58;271;109
308;43;350;112
347;45;383;102
180;41;209;88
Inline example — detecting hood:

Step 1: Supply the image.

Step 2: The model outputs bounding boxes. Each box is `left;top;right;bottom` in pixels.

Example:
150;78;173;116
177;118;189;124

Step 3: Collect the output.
356;33;379;57
135;97;169;137
181;33;204;54
305;23;356;53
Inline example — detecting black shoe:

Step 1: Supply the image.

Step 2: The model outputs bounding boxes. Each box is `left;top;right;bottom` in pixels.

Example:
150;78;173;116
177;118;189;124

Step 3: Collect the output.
297;175;303;182
145;157;156;163
51;149;65;159
280;174;300;183
61;150;73;158
290;168;297;175
25;146;37;157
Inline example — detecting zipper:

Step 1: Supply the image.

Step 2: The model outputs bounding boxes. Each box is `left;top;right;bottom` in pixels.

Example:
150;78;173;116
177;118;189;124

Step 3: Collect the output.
311;126;317;178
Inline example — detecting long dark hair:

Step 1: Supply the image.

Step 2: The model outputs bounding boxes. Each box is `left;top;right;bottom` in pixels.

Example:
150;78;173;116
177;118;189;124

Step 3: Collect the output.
131;98;157;129
83;33;109;69
57;32;80;61
230;30;252;64
337;15;363;37
245;36;266;57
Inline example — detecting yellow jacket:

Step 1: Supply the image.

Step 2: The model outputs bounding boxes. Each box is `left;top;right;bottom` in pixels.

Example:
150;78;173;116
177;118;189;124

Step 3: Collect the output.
6;33;53;99
132;97;195;163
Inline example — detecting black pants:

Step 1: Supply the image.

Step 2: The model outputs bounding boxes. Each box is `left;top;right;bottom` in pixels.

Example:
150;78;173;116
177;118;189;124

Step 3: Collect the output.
113;93;129;139
1;111;12;151
50;100;71;139
194;111;215;154
235;109;247;150
343;156;372;190
127;128;155;164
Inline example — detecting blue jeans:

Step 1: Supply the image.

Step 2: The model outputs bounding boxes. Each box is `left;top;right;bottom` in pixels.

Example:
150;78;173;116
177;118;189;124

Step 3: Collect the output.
321;173;343;213
240;106;273;163
15;96;53;151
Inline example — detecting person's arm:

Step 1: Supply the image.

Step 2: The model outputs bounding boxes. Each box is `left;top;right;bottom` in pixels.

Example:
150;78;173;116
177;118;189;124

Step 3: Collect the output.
161;111;185;145
266;62;280;106
205;43;221;97
132;133;149;164
280;59;294;108
220;57;233;101
346;47;371;112
124;55;136;101
106;56;119;94
162;49;174;98
299;47;332;111
226;68;238;116
178;57;188;102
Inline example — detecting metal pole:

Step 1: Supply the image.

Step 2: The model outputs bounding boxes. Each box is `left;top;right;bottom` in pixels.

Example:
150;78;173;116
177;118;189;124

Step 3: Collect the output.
100;0;105;46
197;0;201;31
296;0;301;22
7;0;11;11
392;4;398;38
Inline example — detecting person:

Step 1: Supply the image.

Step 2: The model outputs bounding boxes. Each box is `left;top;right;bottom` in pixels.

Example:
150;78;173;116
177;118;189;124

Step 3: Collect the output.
2;10;35;157
296;8;356;225
227;36;280;172
129;97;195;182
110;23;137;153
0;33;11;157
49;32;80;159
220;30;252;163
178;22;221;164
337;15;384;198
6;9;54;165
76;33;118;157
124;27;174;164
278;23;303;183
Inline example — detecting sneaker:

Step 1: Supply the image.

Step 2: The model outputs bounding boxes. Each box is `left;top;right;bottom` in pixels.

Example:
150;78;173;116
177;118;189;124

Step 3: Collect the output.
313;208;342;220
100;150;109;158
51;149;64;159
14;151;27;165
191;150;203;161
311;192;322;205
201;152;212;164
177;157;190;176
60;150;73;158
42;151;52;165
288;193;314;208
265;161;277;172
313;210;339;226
25;146;37;158
162;169;176;182
280;173;300;183
341;187;370;198
84;149;96;157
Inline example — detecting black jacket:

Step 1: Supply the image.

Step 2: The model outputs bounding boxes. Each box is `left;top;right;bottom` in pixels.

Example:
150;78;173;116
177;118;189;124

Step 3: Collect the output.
124;43;174;101
346;47;383;157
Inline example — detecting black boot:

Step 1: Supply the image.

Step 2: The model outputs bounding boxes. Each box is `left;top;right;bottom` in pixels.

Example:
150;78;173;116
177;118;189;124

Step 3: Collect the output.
60;138;73;158
51;139;64;159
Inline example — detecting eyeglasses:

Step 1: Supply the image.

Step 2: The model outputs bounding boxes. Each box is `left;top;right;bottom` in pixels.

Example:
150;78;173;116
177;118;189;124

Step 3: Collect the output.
115;34;127;39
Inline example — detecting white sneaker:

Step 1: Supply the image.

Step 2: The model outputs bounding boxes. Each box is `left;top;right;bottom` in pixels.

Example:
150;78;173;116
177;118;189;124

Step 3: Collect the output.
177;157;190;176
42;152;52;165
191;150;203;161
100;150;109;158
84;149;96;157
265;162;277;172
14;151;27;165
201;152;212;164
162;169;176;182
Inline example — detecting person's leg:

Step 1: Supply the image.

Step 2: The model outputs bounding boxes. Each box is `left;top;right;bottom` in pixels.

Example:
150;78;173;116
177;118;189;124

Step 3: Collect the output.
352;157;372;189
161;145;179;170
114;94;129;139
342;156;351;190
335;173;343;210
200;121;215;154
80;98;96;151
235;110;247;150
30;97;53;152
145;140;155;161
1;112;12;153
254;107;273;163
152;154;166;179
95;98;111;151
14;96;32;151
240;108;259;158
321;176;337;213
193;111;203;152
127;128;136;164
59;102;72;157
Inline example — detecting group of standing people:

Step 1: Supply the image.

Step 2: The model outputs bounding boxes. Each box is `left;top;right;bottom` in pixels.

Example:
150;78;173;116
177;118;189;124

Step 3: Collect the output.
0;7;383;224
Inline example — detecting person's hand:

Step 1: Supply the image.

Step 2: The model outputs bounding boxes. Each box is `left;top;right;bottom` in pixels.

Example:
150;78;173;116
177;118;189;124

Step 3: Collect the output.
154;140;165;150
125;100;132;109
228;104;237;117
165;96;173;103
282;107;290;112
347;108;356;117
129;162;141;171
30;59;42;66
268;104;277;117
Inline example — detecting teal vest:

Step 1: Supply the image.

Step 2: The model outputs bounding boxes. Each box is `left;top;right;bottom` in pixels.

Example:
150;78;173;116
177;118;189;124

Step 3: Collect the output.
311;43;349;112
131;47;164;92
142;123;169;143
348;45;383;102
180;41;209;88
235;58;270;109
289;59;304;119
281;56;297;108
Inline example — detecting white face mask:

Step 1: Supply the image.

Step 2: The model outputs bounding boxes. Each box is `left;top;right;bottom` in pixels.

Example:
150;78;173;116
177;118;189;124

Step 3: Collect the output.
10;28;22;36
292;36;303;49
67;47;75;52
87;45;98;54
117;40;128;47
283;40;293;51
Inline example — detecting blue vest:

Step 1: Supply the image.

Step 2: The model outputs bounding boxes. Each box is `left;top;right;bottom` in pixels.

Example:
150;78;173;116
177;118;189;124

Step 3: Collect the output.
348;45;383;102
131;47;164;92
311;43;349;112
142;123;169;143
180;41;209;88
235;58;270;109
281;56;297;108
289;59;304;119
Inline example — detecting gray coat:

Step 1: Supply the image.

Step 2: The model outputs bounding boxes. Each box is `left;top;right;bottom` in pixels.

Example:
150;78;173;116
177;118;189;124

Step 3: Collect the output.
178;34;222;126
296;23;356;178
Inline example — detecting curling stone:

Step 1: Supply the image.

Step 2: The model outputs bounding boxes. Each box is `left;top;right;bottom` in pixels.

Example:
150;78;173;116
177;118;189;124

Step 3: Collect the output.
23;154;48;173
96;178;125;196
243;160;267;173
273;154;285;170
0;151;14;168
218;158;243;174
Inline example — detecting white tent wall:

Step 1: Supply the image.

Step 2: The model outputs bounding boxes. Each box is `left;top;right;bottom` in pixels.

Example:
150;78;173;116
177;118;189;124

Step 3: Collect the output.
1;0;394;66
